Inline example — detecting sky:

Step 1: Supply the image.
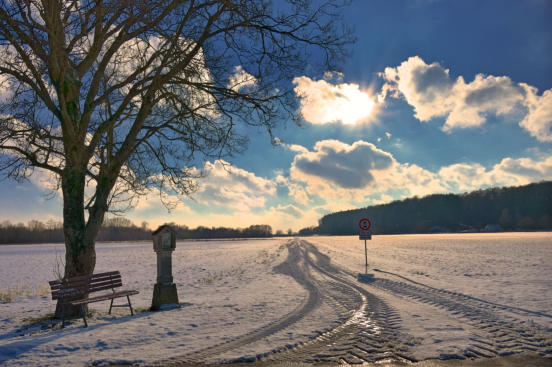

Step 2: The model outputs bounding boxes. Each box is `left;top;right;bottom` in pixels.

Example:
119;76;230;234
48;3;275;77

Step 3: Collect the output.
1;0;551;232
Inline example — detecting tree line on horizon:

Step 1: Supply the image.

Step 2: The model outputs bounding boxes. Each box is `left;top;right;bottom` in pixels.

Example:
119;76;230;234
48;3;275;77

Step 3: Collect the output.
299;181;552;235
0;217;274;245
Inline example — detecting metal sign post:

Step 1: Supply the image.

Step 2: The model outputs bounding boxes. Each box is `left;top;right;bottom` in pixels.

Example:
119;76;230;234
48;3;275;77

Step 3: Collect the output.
358;218;373;282
364;238;368;274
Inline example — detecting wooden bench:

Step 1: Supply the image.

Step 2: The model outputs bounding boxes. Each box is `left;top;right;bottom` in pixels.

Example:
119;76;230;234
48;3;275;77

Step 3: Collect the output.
49;271;139;327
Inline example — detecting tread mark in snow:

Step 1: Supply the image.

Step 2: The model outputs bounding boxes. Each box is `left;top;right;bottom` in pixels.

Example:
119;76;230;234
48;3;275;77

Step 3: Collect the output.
148;239;552;366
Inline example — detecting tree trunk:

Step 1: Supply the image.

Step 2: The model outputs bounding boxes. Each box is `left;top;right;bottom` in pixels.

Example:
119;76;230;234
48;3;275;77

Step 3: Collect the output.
54;168;99;319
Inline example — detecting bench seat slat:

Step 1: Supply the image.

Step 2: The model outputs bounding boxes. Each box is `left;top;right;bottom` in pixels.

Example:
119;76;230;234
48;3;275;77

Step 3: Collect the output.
51;290;86;300
52;287;138;302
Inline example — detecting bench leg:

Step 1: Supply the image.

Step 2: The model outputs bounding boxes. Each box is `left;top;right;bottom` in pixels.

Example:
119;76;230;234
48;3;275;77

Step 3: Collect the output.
127;295;135;316
80;304;88;328
109;298;114;314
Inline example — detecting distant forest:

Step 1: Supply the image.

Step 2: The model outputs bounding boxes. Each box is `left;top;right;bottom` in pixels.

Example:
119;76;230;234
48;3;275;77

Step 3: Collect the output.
2;181;550;244
0;216;274;245
300;181;552;235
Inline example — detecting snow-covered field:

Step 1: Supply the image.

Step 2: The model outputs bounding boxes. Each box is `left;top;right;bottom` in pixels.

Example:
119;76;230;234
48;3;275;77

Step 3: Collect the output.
0;233;551;366
314;232;552;321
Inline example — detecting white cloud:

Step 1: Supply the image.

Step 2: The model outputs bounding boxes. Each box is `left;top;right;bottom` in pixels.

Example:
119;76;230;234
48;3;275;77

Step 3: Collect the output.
519;84;552;142
383;162;446;197
0;72;13;103
132;186;192;215
118;159;280;227
227;65;257;92
192;160;276;211
283;143;309;154
286;139;552;213
290;140;394;189
381;56;455;121
370;194;394;206
445;74;523;130
438;163;490;191
275;174;310;205
323;71;344;82
286;140;450;203
273;204;303;219
293;76;376;125
381;56;552;140
438;155;552;192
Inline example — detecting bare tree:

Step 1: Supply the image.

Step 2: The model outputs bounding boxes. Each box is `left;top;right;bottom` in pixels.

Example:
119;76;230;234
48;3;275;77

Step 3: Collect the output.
0;0;352;317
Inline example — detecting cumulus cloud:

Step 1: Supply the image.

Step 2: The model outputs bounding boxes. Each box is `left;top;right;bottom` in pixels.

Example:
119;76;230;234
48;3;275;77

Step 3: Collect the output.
130;159;286;226
519;84;552;142
283;143;309;154
383;163;446;197
290;140;394;189
438;163;490;191
286;138;552;210
287;140;449;202
381;56;552;141
381;56;455;121
370;194;394;206
193;160;276;211
274;204;303;218
107;143;552;231
132;160;278;216
438;155;552;192
293;75;376;125
275;174;310;205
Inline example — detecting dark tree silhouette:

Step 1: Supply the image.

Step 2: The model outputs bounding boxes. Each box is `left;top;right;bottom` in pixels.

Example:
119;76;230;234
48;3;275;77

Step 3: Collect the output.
0;218;274;244
0;0;352;317
308;182;552;235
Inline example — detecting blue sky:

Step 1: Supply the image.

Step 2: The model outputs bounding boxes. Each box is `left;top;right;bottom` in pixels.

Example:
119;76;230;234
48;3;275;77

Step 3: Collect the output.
1;0;551;232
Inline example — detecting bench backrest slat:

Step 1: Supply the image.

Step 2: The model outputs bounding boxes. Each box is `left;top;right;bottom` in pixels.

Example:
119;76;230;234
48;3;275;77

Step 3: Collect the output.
49;271;124;300
49;275;122;289
49;271;120;286
88;280;123;293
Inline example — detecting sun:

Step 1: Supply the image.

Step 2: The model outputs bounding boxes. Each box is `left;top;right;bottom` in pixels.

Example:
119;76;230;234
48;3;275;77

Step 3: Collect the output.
336;85;376;125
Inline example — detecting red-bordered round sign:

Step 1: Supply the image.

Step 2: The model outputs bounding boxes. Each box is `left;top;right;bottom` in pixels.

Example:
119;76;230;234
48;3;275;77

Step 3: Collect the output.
359;218;371;231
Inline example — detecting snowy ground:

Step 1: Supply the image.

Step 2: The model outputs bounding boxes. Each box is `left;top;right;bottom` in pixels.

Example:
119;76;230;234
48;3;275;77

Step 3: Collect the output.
0;233;551;366
310;233;552;361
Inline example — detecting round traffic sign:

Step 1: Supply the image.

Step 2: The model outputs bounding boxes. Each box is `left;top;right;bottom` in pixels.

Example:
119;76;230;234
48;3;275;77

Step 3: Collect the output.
359;218;371;231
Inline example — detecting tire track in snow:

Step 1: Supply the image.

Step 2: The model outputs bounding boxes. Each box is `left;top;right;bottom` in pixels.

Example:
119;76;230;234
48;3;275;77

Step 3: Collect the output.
368;275;552;359
150;239;415;366
149;239;322;365
263;240;414;364
373;268;552;319
148;238;551;366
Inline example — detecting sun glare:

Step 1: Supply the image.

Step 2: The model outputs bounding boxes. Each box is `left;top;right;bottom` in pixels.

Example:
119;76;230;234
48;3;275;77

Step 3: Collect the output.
336;86;376;125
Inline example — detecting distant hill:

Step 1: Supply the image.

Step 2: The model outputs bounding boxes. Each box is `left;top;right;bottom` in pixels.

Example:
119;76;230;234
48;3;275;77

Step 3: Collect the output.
302;181;552;235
